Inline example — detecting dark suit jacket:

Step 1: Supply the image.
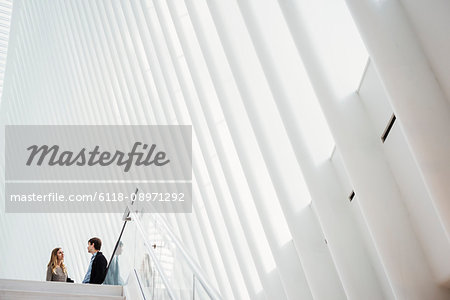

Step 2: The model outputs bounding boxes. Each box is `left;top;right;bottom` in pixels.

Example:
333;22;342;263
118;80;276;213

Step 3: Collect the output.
90;252;107;284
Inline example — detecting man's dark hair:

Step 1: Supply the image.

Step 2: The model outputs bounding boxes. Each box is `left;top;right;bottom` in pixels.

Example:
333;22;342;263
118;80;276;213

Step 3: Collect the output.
88;237;102;251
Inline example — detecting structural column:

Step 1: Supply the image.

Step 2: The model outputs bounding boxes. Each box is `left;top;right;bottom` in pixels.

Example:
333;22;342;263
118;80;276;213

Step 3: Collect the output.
278;0;450;298
344;0;450;285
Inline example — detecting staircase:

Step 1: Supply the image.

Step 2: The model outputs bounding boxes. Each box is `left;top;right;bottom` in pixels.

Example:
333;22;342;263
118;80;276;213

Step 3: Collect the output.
0;278;125;300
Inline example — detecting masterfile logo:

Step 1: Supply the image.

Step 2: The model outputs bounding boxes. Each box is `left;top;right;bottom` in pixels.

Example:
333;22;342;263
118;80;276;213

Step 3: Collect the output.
6;125;191;180
4;125;192;213
26;142;170;172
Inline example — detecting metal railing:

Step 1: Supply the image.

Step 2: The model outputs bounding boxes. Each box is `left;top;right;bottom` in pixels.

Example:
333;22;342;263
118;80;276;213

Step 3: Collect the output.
106;189;222;300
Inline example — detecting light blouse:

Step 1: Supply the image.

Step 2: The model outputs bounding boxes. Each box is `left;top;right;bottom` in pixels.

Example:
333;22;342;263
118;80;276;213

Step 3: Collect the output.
46;266;67;282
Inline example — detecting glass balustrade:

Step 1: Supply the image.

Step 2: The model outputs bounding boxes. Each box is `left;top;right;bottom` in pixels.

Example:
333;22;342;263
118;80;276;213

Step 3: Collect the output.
105;189;221;300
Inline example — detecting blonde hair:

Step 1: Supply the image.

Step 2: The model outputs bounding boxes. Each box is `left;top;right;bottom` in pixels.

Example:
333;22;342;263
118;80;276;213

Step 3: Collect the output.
47;248;67;274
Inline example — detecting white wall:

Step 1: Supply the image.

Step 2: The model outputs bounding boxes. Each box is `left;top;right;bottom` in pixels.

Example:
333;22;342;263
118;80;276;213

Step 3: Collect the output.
0;0;449;299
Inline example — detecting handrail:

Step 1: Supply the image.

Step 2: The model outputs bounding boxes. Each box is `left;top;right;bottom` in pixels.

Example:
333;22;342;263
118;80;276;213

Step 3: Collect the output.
106;188;138;273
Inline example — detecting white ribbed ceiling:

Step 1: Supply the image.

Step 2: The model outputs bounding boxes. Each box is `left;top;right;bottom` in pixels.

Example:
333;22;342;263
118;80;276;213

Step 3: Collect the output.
0;0;371;299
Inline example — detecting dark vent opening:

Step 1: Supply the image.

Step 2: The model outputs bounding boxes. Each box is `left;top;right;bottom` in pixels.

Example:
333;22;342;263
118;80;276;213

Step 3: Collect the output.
381;114;396;143
349;190;355;202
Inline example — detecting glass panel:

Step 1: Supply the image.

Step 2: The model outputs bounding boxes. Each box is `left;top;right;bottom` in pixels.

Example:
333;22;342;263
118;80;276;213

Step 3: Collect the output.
134;244;173;300
103;216;137;286
136;211;194;299
194;275;211;300
105;192;218;299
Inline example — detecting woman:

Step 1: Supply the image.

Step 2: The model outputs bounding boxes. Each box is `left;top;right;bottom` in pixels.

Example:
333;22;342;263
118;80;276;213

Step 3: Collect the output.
46;247;70;282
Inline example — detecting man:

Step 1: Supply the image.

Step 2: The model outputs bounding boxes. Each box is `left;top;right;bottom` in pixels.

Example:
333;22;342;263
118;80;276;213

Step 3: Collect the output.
82;237;107;284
